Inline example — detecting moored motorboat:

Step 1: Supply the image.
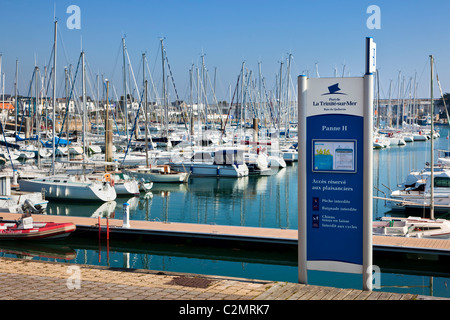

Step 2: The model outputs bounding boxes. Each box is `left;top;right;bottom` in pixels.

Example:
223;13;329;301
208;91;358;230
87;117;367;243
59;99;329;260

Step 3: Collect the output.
0;175;48;214
0;194;48;214
373;216;450;239
168;148;249;177
388;169;450;212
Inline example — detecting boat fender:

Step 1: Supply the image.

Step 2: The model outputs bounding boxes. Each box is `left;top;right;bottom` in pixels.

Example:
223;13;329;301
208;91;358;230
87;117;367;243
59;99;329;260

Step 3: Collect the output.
110;179;115;187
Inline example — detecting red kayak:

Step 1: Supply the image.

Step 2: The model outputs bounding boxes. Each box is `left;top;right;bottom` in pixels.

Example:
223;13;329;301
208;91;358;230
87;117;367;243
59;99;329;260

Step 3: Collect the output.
0;217;76;240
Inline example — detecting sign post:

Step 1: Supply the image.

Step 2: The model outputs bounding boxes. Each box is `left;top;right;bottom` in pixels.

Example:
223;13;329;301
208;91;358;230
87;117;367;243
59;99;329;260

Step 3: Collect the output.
298;38;374;290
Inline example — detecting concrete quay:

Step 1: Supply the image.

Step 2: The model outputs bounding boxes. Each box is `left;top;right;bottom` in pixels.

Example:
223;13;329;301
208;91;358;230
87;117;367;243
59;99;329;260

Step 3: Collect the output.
0;257;442;302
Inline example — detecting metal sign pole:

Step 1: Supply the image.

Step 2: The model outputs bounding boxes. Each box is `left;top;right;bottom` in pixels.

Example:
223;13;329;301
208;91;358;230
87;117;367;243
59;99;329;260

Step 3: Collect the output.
298;75;308;285
363;37;375;291
363;71;374;291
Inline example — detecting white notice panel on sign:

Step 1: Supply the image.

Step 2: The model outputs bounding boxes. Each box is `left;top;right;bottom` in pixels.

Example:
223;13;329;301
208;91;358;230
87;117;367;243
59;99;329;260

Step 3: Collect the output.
312;140;356;173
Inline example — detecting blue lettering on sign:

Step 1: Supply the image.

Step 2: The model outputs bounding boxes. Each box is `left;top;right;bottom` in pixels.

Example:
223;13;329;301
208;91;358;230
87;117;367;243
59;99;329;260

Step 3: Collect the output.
306;114;363;266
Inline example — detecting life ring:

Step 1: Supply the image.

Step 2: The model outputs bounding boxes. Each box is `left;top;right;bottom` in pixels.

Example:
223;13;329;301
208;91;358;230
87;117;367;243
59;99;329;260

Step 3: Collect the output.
104;173;111;182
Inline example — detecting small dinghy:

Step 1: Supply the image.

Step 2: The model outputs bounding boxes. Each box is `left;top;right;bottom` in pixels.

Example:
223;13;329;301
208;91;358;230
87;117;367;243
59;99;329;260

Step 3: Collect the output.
0;214;76;241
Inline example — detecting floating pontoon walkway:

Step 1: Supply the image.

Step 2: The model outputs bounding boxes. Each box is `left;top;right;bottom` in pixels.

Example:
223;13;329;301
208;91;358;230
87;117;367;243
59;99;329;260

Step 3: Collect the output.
2;213;450;257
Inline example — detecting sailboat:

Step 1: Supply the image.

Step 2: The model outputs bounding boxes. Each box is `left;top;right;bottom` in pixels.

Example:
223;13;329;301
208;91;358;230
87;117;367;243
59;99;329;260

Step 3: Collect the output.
19;35;116;202
19;174;116;202
386;55;444;217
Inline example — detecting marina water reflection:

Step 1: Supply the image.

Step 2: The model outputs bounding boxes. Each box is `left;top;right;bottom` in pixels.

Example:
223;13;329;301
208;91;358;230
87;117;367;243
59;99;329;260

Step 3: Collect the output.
3;128;450;298
47;166;295;229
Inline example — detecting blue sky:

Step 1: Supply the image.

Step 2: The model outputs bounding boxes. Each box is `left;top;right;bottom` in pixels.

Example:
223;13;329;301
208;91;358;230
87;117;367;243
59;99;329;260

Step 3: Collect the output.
1;0;449;101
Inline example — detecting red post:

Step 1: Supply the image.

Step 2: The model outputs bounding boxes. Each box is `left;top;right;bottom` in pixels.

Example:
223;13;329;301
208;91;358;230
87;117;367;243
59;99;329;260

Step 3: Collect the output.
98;216;101;239
98;216;101;263
106;216;110;262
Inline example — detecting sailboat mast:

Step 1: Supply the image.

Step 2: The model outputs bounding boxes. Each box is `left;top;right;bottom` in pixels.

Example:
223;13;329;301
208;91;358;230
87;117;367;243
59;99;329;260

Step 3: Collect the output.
189;65;194;137
64;67;69;162
160;38;168;138
396;71;401;129
143;51;149;167
122;37;128;139
14;60;18;135
430;55;434;219
278;61;283;141
35;66;41;168
413;73;417;126
286;54;292;142
388;80;392;127
376;70;380;128
201;54;206;128
240;62;245;144
51;20;57;175
82;51;87;169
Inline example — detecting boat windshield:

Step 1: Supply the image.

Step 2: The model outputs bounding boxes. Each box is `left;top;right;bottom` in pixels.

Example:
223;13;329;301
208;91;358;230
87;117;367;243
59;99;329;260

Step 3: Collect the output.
434;177;450;188
214;150;244;165
192;152;214;162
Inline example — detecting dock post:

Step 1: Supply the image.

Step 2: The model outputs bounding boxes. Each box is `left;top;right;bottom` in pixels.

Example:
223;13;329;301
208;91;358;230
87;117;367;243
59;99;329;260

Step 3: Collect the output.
12;169;18;185
106;216;110;261
98;216;102;263
123;202;130;228
106;216;110;240
98;216;101;239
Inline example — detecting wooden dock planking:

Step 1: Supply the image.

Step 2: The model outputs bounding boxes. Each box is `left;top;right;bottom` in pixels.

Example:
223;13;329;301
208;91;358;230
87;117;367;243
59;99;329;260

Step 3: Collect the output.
319;287;345;300
372;235;450;254
330;288;353;300
273;283;302;300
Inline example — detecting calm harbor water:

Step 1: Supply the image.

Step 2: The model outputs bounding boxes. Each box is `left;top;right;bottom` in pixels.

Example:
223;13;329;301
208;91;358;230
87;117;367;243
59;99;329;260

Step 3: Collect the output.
2;127;450;299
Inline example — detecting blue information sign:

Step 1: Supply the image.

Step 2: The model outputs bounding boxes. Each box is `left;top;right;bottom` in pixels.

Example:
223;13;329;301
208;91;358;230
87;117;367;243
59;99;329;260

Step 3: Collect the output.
307;114;363;269
299;38;374;290
299;77;368;275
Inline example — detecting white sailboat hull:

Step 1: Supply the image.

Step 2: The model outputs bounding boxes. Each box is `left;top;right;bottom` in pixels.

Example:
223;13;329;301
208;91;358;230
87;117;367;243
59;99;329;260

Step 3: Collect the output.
388;137;406;145
19;175;117;202
89;145;102;154
280;149;298;162
69;146;84;155
268;155;286;168
123;168;189;183
413;134;428;141
114;180;140;195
